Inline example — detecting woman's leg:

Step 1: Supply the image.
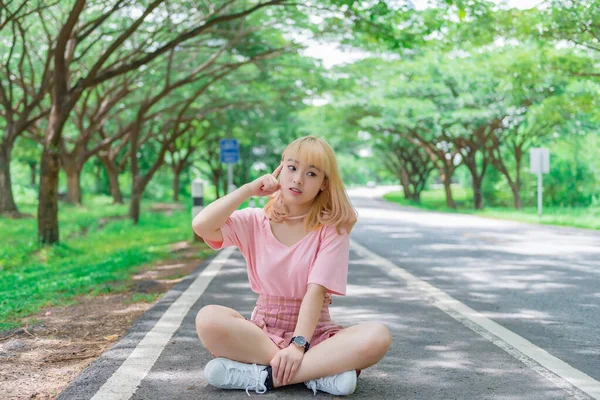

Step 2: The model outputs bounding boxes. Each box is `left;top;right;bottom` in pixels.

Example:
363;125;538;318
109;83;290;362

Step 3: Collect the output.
195;304;279;365
273;322;392;388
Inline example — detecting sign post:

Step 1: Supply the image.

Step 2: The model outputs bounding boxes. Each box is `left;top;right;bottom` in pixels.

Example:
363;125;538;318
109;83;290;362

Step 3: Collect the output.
529;148;550;218
220;139;239;194
191;179;205;242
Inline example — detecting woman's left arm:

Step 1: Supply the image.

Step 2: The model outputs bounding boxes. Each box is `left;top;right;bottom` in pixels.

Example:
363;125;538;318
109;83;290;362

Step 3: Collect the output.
293;283;327;339
270;283;326;385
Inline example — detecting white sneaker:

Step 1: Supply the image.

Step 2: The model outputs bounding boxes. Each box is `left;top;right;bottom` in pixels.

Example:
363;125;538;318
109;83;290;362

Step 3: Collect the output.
305;370;357;396
204;357;269;395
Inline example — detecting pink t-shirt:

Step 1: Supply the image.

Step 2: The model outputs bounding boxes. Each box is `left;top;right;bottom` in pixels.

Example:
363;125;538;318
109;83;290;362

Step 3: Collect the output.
204;207;350;298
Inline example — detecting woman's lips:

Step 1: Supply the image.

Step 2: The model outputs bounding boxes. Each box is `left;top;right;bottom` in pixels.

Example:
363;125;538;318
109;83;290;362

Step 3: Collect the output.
289;188;302;195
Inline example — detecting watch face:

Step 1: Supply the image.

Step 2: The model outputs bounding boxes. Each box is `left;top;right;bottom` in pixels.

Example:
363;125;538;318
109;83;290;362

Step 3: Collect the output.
294;336;306;346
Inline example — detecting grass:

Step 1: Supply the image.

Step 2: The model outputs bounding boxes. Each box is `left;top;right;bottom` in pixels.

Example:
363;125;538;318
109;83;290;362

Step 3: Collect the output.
474;207;600;230
0;195;217;331
384;186;474;212
125;293;164;304
383;188;600;230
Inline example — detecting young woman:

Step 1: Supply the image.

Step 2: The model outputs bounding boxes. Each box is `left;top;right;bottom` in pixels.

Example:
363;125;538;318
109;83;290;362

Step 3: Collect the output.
192;136;391;396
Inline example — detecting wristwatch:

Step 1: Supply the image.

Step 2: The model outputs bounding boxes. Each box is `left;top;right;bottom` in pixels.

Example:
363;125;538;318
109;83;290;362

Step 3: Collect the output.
289;336;310;352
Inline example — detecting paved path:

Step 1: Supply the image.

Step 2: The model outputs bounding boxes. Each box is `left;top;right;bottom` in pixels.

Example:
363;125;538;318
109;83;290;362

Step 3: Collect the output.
59;189;600;399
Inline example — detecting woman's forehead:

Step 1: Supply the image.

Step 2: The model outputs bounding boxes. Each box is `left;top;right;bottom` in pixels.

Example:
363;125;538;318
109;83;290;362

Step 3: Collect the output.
285;157;322;171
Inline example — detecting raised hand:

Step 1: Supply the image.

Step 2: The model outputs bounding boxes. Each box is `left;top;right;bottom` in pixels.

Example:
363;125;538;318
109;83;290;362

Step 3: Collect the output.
246;163;283;197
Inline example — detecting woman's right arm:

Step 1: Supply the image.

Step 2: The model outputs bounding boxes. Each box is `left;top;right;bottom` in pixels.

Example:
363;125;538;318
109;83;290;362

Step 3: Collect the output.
191;164;283;243
191;184;254;243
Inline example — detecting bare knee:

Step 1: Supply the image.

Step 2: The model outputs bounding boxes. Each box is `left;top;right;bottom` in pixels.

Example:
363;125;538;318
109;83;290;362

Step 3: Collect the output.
376;324;393;353
363;323;392;358
195;305;231;341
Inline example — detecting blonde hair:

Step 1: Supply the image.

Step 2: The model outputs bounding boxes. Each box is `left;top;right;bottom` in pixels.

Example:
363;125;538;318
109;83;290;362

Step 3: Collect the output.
264;136;357;234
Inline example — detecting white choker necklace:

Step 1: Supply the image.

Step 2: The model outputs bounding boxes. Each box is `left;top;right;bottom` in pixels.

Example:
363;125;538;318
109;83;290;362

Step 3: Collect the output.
285;213;308;220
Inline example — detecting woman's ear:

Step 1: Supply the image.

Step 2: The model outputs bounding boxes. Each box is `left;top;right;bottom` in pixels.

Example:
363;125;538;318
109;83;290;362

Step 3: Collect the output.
320;178;328;191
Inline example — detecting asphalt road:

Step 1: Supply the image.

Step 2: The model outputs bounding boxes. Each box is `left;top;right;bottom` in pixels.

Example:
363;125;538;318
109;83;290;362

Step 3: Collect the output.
59;187;600;399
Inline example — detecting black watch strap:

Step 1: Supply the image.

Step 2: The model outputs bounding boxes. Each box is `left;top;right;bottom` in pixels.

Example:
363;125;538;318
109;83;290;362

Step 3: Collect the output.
289;336;310;352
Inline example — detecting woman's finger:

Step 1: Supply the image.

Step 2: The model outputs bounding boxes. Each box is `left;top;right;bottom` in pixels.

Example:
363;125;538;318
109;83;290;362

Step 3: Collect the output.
282;361;294;385
266;180;280;194
264;176;274;190
261;179;273;193
288;362;298;383
276;358;286;384
270;355;280;381
272;163;284;178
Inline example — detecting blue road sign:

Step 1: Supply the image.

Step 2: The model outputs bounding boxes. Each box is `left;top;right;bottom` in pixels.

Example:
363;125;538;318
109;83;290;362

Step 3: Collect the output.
220;139;239;164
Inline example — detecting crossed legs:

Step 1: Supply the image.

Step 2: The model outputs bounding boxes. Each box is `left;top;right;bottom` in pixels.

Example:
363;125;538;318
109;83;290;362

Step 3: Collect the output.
195;305;392;387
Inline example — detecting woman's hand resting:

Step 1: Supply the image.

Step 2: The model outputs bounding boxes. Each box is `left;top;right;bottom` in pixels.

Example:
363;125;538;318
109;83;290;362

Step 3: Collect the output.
270;344;305;386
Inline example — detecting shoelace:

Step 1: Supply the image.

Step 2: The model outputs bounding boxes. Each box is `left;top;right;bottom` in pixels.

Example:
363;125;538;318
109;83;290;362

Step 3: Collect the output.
306;379;318;395
307;376;338;396
223;363;267;396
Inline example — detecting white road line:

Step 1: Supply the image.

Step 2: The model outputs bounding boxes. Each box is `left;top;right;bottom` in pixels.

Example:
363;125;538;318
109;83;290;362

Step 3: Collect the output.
350;239;600;400
91;247;235;400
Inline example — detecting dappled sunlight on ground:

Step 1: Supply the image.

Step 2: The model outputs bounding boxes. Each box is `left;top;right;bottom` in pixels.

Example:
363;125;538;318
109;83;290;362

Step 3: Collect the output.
347;197;600;389
146;249;569;399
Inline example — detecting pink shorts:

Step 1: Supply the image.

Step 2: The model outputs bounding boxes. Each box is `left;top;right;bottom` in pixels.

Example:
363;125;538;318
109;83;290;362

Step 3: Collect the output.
250;294;344;350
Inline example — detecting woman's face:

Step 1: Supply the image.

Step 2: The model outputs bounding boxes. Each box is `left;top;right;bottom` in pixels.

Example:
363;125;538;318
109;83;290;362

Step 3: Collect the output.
279;156;326;204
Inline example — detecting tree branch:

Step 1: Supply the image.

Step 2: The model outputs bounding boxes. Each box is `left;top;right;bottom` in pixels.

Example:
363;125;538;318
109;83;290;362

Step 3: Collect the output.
54;0;86;109
79;0;166;89
75;0;130;42
87;0;289;86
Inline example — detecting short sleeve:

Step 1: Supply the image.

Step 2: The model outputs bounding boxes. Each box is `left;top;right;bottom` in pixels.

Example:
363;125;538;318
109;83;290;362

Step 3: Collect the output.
307;225;350;296
204;208;259;253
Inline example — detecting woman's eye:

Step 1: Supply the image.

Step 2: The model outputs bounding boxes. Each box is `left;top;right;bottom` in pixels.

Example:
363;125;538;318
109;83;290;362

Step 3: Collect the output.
288;165;296;170
307;172;317;177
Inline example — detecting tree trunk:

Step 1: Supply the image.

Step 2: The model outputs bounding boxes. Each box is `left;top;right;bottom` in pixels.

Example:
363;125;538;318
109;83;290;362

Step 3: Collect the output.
442;174;456;209
412;191;421;202
399;167;415;201
38;146;61;244
128;136;169;224
129;184;142;224
493;163;522;210
39;102;71;244
29;162;37;186
399;167;410;198
213;177;220;199
513;150;523;210
472;176;484;210
173;167;181;202
108;172;125;204
108;172;124;204
65;167;83;205
0;141;19;215
99;156;124;204
510;182;522;210
462;151;486;210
